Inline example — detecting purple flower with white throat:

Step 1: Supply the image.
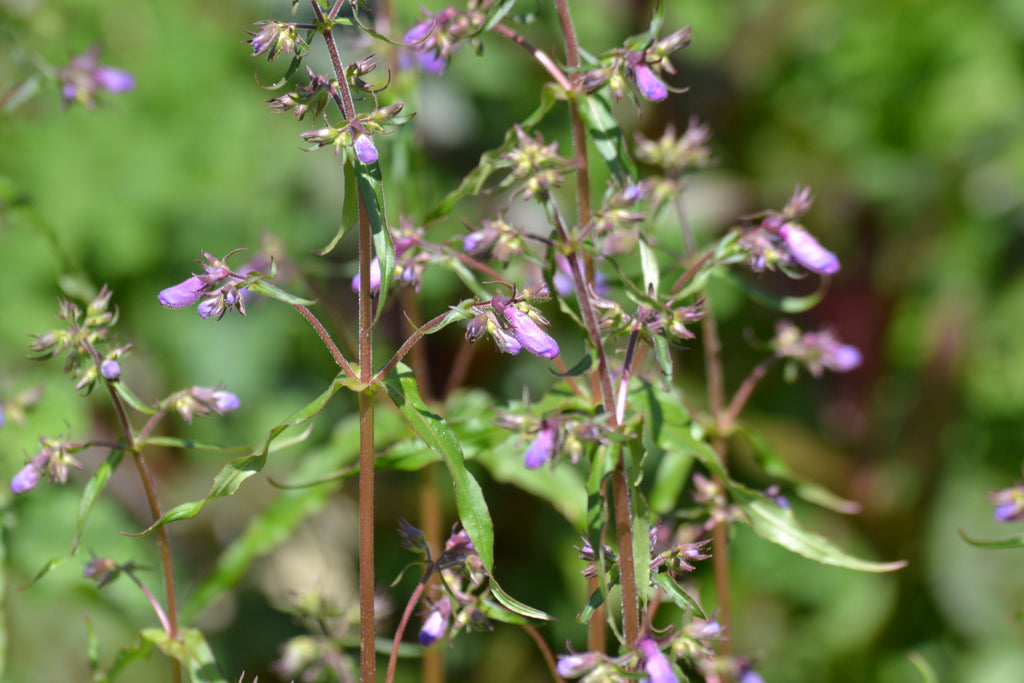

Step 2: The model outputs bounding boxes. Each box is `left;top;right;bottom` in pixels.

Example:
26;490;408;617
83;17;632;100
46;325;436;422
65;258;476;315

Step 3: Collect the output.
418;596;451;646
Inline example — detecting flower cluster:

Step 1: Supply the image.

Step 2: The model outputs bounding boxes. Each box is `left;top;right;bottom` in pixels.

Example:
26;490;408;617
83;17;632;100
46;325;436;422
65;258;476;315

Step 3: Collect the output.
772;320;862;377
499;125;577;200
247;20;309;62
738;187;840;276
58;46;134;110
298;102;405;165
11;437;83;494
463;215;524;265
351;219;430;293
397;521;492;648
29;286;131;393
158;250;262;320
990;479;1024;522
581;26;692;105
165;386;240;424
465;290;560;359
400;6;488;75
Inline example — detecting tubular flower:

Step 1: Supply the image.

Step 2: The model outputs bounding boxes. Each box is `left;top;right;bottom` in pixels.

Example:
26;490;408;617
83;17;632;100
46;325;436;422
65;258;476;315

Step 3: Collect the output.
159;251;252;319
59;46;134;109
523;424;557;469
990;484;1024;522
638;637;679;683
777;222;840;275
501;306;559;359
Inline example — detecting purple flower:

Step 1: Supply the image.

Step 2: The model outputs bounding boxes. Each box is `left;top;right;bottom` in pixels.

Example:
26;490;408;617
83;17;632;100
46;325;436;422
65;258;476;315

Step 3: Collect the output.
93;67;135;93
638;637;678;683
351;258;382;293
502;307;559;359
418;608;448;646
990;485;1024;522
778;223;840;275
212;390;240;414
524;425;557;469
556;653;602;678
100;360;121;380
489;323;523;355
59;46;134;109
401;14;450;75
632;63;668;102
159;276;206;309
0;403;5;428
11;461;42;494
821;339;862;373
175;386;240;423
353;134;378;164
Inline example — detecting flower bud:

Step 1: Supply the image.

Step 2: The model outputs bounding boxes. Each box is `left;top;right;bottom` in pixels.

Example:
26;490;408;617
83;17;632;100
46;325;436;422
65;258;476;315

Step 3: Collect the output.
353;134;378;164
990;485;1024;522
100;359;121;380
418;607;449;646
556;652;602;677
83;557;121;588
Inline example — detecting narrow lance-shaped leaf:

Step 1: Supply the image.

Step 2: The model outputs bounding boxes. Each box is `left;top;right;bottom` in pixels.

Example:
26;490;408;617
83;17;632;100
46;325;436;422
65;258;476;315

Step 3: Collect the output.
129;372;357;536
382;364;554;621
354;156;394;324
576;88;637;184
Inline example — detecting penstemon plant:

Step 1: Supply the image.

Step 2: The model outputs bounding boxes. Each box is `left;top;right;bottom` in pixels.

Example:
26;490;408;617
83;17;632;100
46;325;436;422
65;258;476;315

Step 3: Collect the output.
5;1;910;682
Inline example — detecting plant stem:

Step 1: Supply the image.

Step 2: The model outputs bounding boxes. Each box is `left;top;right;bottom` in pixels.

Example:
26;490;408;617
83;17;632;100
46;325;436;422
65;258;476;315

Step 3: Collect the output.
86;336;180;683
312;2;377;677
294;304;356;379
523;623;566;683
386;579;427;683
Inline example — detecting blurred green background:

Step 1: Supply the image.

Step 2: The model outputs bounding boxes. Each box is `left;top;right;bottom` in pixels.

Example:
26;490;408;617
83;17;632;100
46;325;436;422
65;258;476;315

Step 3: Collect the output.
2;0;1024;681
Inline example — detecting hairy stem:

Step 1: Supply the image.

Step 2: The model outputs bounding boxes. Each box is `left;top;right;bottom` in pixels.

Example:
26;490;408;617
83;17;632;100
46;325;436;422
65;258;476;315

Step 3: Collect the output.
386;579;427;683
312;2;377;677
294;304;356;379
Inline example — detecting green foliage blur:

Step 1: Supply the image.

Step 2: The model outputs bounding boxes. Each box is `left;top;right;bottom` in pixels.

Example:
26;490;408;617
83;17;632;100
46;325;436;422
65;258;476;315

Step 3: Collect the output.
1;0;1023;681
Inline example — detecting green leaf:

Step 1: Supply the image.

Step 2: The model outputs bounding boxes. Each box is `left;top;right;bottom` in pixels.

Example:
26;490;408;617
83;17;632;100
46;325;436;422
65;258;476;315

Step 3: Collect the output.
131;373;351;536
382;365;553;621
482;0;519;32
142;628;226;683
958;527;1024;549
734;487;907;572
490;582;554;622
576;88;637;184
382;363;494;570
90;628;154;683
314;168;357;256
908;652;939;683
720;269;827;313
74;448;124;553
551;349;593;377
354;157;395;321
623;441;651;612
639;238;660;296
112;382;157;414
246;276;317;306
651;573;705;618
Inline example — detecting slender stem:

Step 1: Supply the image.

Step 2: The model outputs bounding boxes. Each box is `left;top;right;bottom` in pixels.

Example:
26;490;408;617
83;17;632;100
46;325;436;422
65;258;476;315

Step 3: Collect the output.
312;3;377;677
522;624;566;683
490;24;574;93
125;567;171;635
295;304;356;379
723;357;778;429
376;310;454;380
85;339;180;683
612;462;640;646
552;0;592;233
385;579;427;683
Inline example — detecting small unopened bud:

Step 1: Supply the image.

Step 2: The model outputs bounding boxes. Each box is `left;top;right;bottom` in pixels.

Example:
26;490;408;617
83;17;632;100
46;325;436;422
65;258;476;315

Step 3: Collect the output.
351;258;382;293
100;359;121;380
353;134;378;164
83;557;121;588
11;461;42;494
